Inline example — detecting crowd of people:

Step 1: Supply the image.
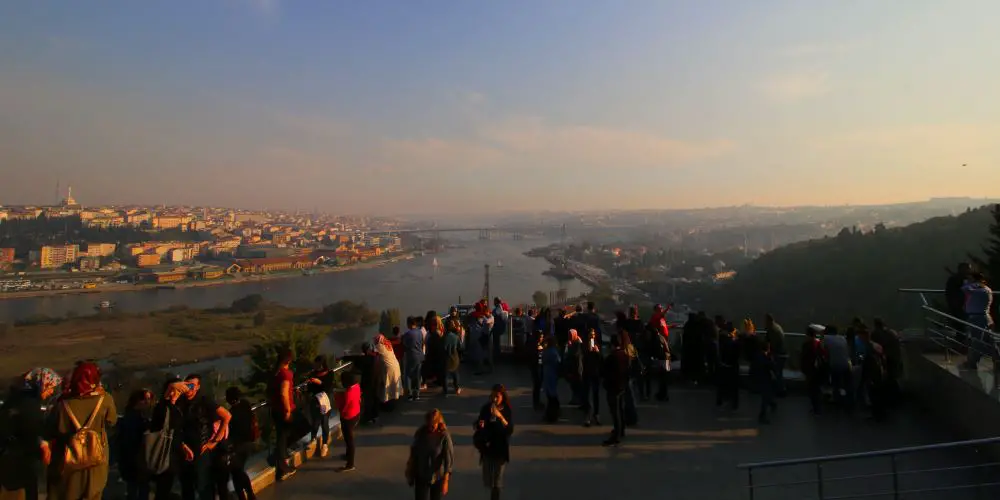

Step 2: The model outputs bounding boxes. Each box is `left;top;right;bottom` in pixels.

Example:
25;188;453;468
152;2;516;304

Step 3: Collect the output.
4;282;985;500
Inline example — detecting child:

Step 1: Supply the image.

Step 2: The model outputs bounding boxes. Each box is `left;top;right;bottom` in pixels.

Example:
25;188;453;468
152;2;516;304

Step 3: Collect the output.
334;371;362;472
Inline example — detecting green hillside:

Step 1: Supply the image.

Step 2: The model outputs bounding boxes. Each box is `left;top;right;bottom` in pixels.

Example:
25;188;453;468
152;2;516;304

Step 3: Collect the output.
693;205;997;330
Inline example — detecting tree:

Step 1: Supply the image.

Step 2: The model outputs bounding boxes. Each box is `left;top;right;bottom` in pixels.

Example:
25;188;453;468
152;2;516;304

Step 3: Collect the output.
970;204;1000;284
231;294;265;313
378;308;401;334
532;291;548;308
245;328;322;389
316;300;378;327
253;310;267;327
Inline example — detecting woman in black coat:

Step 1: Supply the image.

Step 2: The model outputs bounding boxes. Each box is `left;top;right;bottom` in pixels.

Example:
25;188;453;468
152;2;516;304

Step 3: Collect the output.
474;384;514;500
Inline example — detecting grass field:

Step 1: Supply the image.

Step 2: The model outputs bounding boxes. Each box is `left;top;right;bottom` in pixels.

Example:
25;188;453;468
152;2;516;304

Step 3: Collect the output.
0;305;331;379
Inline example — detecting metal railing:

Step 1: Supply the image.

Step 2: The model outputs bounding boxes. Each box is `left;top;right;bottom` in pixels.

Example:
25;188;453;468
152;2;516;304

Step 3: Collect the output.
898;288;998;365
739;436;1000;499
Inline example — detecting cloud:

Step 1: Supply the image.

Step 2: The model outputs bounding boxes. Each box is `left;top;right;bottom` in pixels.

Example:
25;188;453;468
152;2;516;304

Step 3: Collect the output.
758;71;832;102
373;115;735;173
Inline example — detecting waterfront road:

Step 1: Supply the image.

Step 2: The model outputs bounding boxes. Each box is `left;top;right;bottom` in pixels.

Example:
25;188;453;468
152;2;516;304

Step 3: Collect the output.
260;364;996;500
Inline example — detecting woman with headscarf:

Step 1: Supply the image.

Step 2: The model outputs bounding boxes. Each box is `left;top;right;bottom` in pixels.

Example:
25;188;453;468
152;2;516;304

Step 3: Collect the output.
541;335;562;423
373;334;403;412
44;361;118;500
474;384;514;500
0;367;61;500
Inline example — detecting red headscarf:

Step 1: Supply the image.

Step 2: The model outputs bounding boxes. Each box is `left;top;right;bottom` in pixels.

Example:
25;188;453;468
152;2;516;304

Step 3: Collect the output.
61;361;102;399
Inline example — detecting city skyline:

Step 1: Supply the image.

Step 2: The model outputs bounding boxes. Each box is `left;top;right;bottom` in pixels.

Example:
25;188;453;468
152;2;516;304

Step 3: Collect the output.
2;1;999;214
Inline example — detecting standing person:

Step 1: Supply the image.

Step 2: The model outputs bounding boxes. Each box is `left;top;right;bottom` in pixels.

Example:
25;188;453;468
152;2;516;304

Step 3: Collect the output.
491;298;510;368
356;342;380;424
872;318;903;405
406;409;453;500
602;335;630;447
117;389;154;500
582;302;604;348
306;356;334;456
441;320;463;396
474;385;513;500
823;325;854;412
373;334;403;413
178;373;231;500
962;272;995;370
45;361;118;500
426;312;447;389
681;313;704;383
529;330;545;411
946;262;973;340
716;327;740;410
647;324;671;402
268;348;297;482
858;329;889;422
800;326;828;415
334;372;361;472
224;387;257;500
581;329;603;427
541;336;563;423
149;379;190;500
402;317;426;401
563;329;584;407
764;314;788;397
750;339;777;424
0;367;61;500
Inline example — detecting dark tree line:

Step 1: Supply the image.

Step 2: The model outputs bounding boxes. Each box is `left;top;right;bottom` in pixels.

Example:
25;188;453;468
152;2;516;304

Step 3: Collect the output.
678;205;999;330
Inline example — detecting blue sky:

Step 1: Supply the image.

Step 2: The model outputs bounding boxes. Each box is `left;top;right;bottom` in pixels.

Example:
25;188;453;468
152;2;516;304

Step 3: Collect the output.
1;0;998;215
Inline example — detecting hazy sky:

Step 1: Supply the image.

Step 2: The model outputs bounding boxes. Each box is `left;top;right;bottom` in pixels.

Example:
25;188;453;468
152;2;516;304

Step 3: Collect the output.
1;1;999;215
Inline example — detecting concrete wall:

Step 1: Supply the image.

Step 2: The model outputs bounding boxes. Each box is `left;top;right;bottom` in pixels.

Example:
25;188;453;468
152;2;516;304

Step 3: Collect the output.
902;345;1000;460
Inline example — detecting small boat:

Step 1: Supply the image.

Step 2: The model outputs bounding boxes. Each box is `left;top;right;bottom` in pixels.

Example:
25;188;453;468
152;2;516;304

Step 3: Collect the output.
94;300;114;311
497;259;503;268
432;258;439;268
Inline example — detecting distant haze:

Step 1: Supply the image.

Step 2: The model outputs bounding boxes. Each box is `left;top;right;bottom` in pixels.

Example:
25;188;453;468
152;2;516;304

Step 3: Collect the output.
1;1;999;214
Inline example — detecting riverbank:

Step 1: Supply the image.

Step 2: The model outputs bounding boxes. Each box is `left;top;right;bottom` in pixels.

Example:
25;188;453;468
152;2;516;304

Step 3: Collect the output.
0;301;376;379
0;252;416;301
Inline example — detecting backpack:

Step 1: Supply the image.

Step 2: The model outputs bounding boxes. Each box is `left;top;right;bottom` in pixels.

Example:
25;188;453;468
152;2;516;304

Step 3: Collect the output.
62;394;107;472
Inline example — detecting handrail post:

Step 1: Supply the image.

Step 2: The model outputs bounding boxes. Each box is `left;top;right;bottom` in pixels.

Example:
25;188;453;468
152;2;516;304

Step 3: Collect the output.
747;467;754;500
890;454;899;500
816;463;825;499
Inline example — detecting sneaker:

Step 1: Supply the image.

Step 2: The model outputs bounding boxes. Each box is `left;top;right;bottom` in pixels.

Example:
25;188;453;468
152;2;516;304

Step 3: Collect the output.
338;466;356;473
455;388;462;395
320;444;329;457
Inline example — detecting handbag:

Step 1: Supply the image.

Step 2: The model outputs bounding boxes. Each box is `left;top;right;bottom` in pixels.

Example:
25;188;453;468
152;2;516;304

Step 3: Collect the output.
143;406;174;475
315;392;332;415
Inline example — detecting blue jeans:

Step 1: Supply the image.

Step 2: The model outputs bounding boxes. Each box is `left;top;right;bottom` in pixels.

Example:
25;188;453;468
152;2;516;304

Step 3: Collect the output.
405;358;423;397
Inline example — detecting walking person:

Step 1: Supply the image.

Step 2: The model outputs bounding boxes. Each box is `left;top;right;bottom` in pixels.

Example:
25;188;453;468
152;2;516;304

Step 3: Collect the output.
441;319;463;396
117;389;154;500
764;314;788;397
0;367;61;500
541;335;562;423
582;329;603;427
306;356;335;456
44;361;118;500
474;385;514;500
602;335;630;447
224;387;257;500
406;409;453;500
268;348;298;482
403;317;427;400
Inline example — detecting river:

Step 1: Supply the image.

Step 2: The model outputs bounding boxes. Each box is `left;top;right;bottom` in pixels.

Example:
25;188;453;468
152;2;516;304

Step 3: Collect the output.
0;235;586;325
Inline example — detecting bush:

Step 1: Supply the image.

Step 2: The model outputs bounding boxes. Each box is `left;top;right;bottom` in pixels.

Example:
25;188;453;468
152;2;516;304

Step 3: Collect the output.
231;294;265;313
245;328;322;388
316;300;378;326
378;308;400;334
